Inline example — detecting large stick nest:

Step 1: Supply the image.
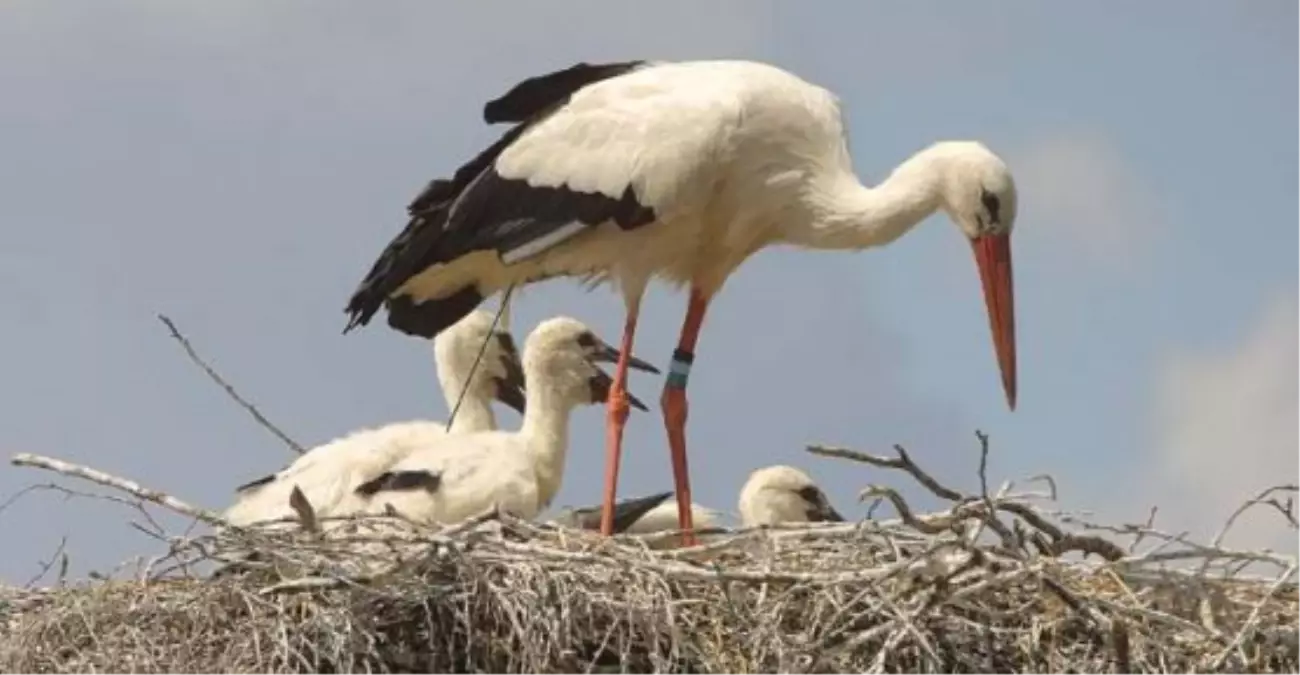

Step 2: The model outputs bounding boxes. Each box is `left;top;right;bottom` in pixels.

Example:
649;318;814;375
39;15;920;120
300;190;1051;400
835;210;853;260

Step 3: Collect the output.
2;441;1296;673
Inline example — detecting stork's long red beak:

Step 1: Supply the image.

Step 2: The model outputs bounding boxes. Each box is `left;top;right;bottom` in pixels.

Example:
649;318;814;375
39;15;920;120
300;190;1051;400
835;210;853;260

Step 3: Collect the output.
971;233;1017;410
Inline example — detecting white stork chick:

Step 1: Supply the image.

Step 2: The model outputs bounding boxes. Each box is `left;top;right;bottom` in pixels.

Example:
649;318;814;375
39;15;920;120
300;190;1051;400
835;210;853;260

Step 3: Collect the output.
739;465;845;526
341;59;1021;544
550;491;724;548
554;464;841;546
621;499;723;537
351;316;657;525
223;309;526;527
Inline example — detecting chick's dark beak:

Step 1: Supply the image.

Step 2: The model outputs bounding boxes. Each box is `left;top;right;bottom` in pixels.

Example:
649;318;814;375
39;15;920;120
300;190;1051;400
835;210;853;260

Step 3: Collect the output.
799;485;846;523
491;333;527;414
588;341;660;374
816;503;846;523
588;368;648;411
493;377;526;415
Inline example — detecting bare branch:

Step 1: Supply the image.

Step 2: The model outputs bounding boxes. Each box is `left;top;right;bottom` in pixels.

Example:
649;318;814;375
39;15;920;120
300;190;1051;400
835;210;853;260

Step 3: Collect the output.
808;444;964;502
1211;484;1299;549
10;452;224;526
157;313;304;455
22;536;68;589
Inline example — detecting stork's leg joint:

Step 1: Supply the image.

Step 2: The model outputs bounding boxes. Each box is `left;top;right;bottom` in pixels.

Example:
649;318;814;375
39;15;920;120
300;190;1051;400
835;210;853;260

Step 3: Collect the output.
606;387;631;427
600;311;641;538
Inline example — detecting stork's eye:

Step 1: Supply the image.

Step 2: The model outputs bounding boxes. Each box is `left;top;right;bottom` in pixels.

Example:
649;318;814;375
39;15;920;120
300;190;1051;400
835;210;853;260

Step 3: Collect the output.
575;331;598;349
980;188;1001;226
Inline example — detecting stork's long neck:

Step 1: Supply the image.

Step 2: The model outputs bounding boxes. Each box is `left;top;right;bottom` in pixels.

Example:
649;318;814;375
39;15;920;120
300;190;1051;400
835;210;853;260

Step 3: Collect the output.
787;150;944;250
516;374;573;508
438;372;496;433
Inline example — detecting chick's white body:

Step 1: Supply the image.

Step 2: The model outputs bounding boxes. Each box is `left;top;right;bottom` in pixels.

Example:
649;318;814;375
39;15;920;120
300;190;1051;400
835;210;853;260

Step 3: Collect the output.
358;317;625;525
223;310;516;527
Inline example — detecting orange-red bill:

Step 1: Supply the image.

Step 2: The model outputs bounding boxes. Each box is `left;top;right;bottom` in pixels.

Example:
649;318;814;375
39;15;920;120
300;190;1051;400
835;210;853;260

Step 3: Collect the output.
971;233;1018;410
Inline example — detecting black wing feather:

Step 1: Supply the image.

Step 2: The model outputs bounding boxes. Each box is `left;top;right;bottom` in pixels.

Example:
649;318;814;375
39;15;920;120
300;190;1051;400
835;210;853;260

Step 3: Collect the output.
234;472;278;494
562;491;675;533
354;469;442;497
343;60;651;338
343;127;530;333
441;169;655;254
483;60;647;124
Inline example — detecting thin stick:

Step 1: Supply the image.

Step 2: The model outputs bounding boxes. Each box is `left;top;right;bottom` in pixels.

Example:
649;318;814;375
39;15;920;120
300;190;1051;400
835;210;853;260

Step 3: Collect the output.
10;452;225;526
157;314;305;455
446;284;515;430
808;444;964;502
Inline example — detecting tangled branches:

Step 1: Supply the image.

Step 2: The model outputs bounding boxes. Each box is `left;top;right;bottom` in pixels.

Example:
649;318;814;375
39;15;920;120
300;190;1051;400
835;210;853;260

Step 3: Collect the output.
1;436;1296;674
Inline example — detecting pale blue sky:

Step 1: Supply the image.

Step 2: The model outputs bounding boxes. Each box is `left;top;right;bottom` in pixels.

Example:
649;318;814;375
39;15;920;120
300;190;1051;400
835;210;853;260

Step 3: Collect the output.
1;2;1295;582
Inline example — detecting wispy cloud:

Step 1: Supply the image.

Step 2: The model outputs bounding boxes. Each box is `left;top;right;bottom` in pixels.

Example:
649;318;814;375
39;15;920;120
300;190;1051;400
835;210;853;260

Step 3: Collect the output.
1142;293;1298;551
1011;130;1167;271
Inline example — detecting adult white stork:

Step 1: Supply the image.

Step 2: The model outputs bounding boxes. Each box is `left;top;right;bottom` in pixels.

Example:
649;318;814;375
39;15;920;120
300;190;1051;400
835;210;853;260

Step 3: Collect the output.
342;59;1020;545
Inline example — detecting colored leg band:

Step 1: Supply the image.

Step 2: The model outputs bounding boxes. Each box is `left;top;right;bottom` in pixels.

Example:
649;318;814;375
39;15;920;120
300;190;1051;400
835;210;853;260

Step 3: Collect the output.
666;349;694;390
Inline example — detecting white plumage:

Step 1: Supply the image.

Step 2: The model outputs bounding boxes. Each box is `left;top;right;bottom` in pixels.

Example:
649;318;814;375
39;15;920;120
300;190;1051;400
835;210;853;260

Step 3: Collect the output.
345;58;1021;544
549;491;724;548
352;316;653;525
550;462;842;544
223;309;522;527
738;465;844;526
618;500;724;536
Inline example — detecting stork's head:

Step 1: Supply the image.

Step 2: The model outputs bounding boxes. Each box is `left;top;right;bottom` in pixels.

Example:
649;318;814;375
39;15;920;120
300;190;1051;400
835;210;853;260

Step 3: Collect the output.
433;310;526;414
932;141;1019;411
738;465;844;526
523;316;660;410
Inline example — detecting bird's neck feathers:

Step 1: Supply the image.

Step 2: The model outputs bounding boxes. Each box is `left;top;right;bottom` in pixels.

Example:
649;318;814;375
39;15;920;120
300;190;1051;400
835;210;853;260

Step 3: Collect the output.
438;371;497;433
516;378;575;505
788;149;946;251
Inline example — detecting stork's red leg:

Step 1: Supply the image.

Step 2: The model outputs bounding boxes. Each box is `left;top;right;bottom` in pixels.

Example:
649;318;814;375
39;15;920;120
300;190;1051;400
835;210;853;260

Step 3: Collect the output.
662;288;711;546
599;311;641;536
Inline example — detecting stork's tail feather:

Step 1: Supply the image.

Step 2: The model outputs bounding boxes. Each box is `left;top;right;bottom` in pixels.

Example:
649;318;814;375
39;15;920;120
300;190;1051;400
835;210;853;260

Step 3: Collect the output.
383;286;486;340
343;206;455;334
345;60;647;336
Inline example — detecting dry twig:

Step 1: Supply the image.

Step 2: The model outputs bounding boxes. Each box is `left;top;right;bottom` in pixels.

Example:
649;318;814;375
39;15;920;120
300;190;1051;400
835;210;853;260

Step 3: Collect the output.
157;313;304;455
1;437;1295;673
10;453;223;526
